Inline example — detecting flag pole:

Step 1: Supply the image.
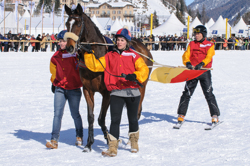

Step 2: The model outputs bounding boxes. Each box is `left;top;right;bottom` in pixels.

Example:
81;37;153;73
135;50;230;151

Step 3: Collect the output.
4;0;5;34
17;1;19;34
30;0;32;35
42;5;43;35
53;2;55;33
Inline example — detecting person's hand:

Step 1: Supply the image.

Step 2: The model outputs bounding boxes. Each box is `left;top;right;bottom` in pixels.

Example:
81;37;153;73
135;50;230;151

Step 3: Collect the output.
194;62;205;70
125;74;137;81
51;84;55;93
186;62;193;69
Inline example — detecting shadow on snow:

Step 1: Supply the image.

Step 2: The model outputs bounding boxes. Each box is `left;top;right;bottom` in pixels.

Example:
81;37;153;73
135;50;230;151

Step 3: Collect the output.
12;112;206;152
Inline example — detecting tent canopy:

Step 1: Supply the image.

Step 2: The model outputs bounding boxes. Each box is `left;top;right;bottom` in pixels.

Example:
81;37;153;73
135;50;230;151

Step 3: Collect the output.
149;13;186;36
233;17;249;37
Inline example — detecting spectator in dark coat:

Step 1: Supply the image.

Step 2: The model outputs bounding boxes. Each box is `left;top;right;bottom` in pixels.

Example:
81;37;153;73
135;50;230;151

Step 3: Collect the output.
35;34;42;52
14;33;20;52
3;34;9;52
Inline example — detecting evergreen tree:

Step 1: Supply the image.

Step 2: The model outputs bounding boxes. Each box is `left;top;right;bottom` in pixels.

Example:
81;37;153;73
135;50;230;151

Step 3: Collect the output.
196;9;201;21
180;0;185;16
153;11;159;27
35;0;53;15
175;1;185;25
201;4;207;24
233;12;241;26
54;0;60;14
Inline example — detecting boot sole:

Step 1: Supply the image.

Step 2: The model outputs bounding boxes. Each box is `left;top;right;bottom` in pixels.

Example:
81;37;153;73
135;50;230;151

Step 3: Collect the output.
46;142;58;149
101;151;116;157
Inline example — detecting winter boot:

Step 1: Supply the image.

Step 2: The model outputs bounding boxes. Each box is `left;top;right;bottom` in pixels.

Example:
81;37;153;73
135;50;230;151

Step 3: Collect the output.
75;137;83;146
129;130;139;153
212;115;219;123
177;114;185;122
102;133;120;157
46;140;58;149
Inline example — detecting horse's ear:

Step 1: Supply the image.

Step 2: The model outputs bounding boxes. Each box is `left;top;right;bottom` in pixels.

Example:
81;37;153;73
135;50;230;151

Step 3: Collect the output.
76;3;83;15
65;4;71;16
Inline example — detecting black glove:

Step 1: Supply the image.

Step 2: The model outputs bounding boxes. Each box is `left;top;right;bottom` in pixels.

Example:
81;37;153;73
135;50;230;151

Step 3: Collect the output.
51;84;55;93
84;44;93;53
186;62;193;69
194;62;205;70
125;74;137;81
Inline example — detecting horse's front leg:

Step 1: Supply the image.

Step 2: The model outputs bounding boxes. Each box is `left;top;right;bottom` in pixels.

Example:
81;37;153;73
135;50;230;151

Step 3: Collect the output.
82;88;95;153
138;82;147;120
98;91;110;144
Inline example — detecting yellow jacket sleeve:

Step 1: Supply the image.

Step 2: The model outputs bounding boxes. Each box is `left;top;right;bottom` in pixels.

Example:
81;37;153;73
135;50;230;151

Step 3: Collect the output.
134;57;149;83
84;51;106;72
50;61;56;83
182;45;191;65
202;46;215;66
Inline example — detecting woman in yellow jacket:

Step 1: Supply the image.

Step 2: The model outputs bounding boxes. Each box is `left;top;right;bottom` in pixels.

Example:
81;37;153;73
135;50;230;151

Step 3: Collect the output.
84;28;149;157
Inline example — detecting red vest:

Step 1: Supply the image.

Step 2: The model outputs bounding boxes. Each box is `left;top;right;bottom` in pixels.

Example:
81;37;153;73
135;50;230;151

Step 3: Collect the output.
104;48;140;91
189;40;214;68
50;50;82;90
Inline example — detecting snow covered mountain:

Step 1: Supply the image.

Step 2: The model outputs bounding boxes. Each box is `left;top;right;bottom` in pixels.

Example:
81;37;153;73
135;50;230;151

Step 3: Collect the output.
188;0;250;23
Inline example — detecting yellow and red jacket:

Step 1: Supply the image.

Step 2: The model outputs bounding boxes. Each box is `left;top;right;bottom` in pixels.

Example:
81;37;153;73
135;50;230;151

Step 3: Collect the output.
84;48;149;91
182;39;215;68
50;49;82;90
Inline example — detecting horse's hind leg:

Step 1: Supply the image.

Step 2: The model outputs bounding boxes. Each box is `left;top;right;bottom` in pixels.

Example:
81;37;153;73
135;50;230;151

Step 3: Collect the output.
98;91;110;143
82;88;95;152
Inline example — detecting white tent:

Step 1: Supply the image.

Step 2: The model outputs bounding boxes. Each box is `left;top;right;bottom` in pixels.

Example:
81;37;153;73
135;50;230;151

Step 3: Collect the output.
119;18;124;27
22;10;30;18
19;13;65;36
189;17;202;35
209;15;236;38
207;18;215;28
95;17;113;31
0;12;24;34
91;15;105;34
110;18;123;34
233;17;249;37
149;13;186;36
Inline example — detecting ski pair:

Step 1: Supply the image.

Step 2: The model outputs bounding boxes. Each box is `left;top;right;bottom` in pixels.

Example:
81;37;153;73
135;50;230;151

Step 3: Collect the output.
173;121;223;130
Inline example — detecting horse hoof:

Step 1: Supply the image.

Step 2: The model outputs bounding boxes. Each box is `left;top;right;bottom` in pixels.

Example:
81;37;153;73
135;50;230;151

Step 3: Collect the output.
82;147;91;153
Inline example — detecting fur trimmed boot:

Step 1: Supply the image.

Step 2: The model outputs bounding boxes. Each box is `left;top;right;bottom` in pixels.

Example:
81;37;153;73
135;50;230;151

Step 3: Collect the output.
102;133;120;157
46;140;58;149
75;137;83;146
129;130;139;153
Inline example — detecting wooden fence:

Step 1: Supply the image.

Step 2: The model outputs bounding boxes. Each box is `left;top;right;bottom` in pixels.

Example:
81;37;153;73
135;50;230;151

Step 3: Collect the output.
0;40;249;51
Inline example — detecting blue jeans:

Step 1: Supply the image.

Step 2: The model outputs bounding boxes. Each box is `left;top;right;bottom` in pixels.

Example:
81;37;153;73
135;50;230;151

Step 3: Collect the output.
51;87;83;141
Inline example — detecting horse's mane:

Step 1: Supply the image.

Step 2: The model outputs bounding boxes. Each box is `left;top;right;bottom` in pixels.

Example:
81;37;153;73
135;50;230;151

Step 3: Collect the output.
81;12;103;39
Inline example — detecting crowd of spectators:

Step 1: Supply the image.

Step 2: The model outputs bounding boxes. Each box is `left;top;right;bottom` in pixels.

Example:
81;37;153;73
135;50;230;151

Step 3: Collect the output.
0;31;59;52
1;31;250;52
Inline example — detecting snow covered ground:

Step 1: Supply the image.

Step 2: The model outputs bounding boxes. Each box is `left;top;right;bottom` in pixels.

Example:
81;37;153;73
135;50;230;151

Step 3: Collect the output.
0;50;249;165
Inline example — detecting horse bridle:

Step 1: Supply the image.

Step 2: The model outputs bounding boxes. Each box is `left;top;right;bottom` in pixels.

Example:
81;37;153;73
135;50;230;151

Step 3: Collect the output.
68;14;85;51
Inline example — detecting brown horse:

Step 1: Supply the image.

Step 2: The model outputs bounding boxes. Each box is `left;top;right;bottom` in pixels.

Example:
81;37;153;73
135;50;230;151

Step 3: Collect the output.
64;4;153;152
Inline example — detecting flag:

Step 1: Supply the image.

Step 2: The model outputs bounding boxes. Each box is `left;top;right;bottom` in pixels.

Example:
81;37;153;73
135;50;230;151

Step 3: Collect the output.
15;1;18;23
51;3;55;25
40;4;44;19
61;5;65;24
29;1;35;15
150;66;207;83
0;0;5;19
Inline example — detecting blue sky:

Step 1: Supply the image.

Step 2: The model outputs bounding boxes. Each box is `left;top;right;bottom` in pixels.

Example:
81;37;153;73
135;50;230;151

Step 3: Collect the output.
185;0;194;6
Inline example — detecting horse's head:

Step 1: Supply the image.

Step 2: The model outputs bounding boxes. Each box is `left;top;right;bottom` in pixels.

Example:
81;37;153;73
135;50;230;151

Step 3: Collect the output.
64;4;84;54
